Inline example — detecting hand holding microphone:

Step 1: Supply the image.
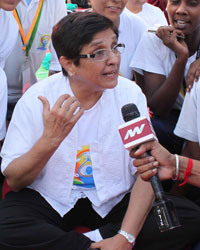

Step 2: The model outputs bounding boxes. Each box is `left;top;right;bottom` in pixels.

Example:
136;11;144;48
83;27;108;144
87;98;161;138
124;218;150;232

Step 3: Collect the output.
118;103;180;232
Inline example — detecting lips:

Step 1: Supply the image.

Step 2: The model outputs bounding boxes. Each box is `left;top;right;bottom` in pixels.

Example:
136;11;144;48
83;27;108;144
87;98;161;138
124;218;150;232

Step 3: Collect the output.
174;19;188;29
108;6;121;12
103;70;117;77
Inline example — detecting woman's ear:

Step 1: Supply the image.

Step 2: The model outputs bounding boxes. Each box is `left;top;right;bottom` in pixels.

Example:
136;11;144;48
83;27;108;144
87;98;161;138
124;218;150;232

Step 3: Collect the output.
59;56;74;75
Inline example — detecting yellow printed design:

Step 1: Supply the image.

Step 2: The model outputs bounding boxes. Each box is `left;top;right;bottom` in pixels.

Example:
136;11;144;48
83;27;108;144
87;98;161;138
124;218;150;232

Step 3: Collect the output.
73;145;95;188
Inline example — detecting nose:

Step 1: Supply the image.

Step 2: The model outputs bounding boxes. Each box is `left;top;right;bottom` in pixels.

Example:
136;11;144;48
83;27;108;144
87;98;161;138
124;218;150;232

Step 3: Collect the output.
176;1;187;15
107;50;120;65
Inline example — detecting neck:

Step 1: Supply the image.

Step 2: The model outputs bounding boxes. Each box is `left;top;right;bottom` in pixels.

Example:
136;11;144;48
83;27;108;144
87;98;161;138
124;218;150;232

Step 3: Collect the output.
126;1;143;13
185;29;200;57
113;17;120;28
69;78;103;110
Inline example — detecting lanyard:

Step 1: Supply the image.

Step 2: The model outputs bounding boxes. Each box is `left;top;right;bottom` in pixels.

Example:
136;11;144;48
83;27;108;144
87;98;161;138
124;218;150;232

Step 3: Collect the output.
13;0;43;56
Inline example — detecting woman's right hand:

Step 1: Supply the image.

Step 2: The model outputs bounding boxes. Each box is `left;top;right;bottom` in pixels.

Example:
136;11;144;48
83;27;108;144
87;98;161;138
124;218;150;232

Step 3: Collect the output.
131;141;175;182
156;26;189;60
38;94;84;147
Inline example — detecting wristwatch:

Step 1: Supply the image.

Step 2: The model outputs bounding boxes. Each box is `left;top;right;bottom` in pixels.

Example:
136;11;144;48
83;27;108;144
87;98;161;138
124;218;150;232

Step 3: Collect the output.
118;229;136;244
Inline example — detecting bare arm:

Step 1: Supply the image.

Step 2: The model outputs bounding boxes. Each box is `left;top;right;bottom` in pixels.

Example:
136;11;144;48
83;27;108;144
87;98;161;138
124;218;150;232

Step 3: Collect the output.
143;26;188;116
182;141;200;160
132;140;200;188
134;72;144;89
90;176;154;250
4;94;84;191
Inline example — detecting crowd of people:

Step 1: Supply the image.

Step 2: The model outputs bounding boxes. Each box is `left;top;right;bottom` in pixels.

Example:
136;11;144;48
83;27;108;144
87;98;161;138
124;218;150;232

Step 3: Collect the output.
0;0;200;250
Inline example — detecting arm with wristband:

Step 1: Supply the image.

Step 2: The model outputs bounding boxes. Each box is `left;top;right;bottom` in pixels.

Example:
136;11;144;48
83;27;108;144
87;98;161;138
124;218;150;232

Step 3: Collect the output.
131;140;200;188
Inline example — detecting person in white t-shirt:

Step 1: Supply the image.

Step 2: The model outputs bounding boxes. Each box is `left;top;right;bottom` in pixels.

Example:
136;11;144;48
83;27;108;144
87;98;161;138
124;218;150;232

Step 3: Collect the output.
0;11;200;250
4;0;66;121
124;0;168;28
130;0;200;155
90;0;147;80
0;0;20;142
0;11;150;250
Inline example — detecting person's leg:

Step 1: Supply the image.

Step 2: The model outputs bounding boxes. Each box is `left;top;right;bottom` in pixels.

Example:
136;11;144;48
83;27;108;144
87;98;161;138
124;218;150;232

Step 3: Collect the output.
134;194;200;250
0;189;91;250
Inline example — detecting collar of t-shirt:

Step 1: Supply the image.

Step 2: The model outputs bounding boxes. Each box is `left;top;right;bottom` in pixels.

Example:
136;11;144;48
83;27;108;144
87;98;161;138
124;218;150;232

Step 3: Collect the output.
25;0;32;5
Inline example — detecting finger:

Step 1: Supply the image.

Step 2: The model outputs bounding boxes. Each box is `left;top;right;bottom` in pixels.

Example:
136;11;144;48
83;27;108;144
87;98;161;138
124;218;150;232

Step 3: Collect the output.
174;30;185;39
139;161;159;174
90;242;101;249
186;73;194;91
53;94;71;109
66;99;83;118
71;107;84;124
132;142;154;157
141;168;158;181
61;96;79;112
38;96;50;115
194;69;200;82
133;155;155;167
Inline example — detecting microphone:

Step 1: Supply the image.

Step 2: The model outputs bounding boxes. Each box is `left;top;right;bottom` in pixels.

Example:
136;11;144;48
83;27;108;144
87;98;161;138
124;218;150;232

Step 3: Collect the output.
119;103;180;232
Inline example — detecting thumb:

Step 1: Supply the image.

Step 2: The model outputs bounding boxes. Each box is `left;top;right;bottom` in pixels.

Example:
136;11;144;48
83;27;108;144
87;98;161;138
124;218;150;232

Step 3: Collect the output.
133;141;155;157
38;96;50;116
90;241;101;249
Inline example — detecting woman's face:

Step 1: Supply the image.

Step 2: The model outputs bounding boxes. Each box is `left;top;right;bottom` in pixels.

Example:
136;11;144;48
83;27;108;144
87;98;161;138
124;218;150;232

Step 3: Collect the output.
0;0;21;10
90;0;128;24
72;28;120;93
167;0;200;35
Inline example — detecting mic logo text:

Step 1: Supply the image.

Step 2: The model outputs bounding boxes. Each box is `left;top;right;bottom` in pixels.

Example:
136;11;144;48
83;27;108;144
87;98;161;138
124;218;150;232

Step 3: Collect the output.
124;124;145;140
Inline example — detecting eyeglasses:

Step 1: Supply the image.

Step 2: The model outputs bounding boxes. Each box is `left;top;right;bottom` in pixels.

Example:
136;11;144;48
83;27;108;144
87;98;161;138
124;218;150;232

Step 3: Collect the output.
78;43;125;62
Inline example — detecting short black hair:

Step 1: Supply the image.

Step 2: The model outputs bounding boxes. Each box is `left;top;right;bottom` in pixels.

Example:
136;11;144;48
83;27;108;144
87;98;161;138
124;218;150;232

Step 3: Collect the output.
52;11;118;76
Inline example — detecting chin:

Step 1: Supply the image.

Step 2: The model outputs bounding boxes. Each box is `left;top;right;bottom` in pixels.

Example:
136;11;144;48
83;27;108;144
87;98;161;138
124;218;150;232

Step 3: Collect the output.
1;1;20;11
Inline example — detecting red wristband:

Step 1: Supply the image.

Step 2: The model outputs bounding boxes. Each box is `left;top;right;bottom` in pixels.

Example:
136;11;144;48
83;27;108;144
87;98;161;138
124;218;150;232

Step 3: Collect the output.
179;158;193;187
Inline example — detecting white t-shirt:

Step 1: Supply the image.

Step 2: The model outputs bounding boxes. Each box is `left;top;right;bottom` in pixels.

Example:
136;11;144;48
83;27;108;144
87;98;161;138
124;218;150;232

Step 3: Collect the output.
118;11;147;80
130;32;197;110
0;69;7;140
0;10;18;68
0;9;18;139
1;73;149;217
124;3;167;28
4;0;66;103
174;80;200;144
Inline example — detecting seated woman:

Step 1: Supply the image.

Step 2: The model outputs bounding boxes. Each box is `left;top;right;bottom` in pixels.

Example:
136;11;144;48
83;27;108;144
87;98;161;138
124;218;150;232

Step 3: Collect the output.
0;11;152;250
131;0;200;155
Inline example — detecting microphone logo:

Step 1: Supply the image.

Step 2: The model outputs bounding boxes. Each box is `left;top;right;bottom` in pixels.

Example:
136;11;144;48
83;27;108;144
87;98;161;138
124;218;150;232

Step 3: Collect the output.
124;123;145;140
118;116;155;150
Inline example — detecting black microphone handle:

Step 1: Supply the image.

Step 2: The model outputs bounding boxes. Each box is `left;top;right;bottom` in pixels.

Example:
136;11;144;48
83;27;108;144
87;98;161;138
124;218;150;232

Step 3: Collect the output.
146;151;165;201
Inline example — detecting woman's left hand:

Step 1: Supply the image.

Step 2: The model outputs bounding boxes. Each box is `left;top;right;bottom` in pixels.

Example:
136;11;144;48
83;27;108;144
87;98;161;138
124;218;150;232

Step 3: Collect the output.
186;58;200;92
89;234;134;250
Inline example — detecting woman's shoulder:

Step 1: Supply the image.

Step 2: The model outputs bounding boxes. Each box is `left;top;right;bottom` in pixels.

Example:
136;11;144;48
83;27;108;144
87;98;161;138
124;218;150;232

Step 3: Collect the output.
22;73;67;100
117;76;142;93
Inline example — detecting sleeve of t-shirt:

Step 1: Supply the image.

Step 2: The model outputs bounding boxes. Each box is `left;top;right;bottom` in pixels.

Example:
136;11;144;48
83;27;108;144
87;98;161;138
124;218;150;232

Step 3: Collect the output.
174;81;199;143
1;91;43;174
0;68;7;140
130;31;167;76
